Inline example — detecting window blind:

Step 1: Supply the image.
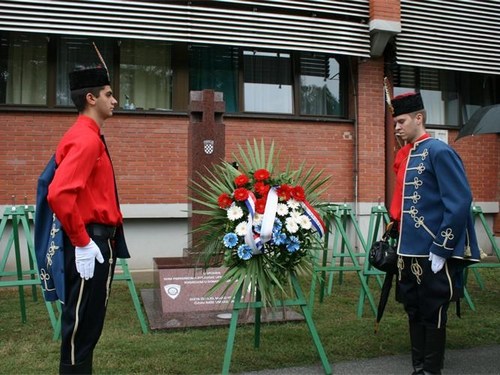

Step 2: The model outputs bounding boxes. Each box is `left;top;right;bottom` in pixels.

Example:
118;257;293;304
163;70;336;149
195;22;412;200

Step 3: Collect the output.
0;0;371;57
397;0;500;75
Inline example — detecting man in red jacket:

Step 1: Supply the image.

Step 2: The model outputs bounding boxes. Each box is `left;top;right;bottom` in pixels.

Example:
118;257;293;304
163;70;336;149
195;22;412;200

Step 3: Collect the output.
48;65;129;374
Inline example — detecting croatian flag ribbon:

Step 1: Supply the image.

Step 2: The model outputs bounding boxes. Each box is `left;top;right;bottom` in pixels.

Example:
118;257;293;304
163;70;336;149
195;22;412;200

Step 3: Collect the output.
300;200;326;238
244;187;279;254
259;187;278;244
244;187;325;253
244;192;262;253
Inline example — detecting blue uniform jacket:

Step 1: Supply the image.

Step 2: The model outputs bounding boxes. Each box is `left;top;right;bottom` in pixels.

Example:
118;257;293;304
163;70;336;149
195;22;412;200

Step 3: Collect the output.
397;138;480;264
35;155;65;303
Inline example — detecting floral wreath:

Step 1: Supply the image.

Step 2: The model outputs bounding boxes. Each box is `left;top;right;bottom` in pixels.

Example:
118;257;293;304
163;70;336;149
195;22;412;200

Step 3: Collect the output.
190;139;330;306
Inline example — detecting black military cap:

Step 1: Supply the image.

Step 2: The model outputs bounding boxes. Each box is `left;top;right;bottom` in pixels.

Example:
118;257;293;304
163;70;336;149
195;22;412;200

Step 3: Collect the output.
392;92;424;117
69;67;110;91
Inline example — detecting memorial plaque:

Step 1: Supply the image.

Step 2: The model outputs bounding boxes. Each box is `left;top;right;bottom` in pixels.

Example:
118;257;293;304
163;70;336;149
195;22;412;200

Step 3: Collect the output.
159;267;232;314
141;257;304;330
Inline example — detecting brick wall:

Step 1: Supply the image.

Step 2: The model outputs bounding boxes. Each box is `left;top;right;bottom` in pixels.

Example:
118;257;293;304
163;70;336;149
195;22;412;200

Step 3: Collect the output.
0;112;189;205
1;106;497;212
451;134;499;202
0;112;356;206
224;118;355;202
450;133;500;234
0;59;498;236
370;0;400;21
356;57;387;203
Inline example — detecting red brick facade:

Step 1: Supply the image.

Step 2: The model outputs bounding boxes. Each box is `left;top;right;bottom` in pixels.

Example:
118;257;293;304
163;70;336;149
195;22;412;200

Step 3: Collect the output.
1;58;497;223
370;0;400;21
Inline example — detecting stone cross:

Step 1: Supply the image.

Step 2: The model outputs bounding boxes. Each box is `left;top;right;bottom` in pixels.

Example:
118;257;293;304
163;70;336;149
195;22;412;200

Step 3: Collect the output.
187;90;225;258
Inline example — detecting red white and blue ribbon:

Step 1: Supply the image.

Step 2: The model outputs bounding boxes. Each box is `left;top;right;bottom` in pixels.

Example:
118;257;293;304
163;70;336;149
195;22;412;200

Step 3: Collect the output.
244;187;279;254
259;187;278;244
244;187;325;253
300;200;326;238
244;192;262;253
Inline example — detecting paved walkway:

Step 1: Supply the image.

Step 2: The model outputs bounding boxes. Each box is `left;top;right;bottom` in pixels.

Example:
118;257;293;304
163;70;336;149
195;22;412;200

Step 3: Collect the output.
239;344;500;374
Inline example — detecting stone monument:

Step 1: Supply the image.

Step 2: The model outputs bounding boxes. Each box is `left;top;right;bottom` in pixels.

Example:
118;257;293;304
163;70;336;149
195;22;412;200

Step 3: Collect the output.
187;89;226;259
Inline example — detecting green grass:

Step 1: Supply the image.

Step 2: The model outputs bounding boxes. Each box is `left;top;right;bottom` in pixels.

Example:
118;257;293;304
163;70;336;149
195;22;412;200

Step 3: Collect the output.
1;269;499;374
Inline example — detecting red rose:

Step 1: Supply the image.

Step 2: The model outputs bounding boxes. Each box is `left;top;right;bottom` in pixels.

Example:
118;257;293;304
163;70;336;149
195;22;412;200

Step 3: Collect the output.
277;184;292;201
291;186;306;202
234;174;250;187
254;181;270;197
254;169;270;181
217;193;233;209
233;188;250;201
255;197;266;214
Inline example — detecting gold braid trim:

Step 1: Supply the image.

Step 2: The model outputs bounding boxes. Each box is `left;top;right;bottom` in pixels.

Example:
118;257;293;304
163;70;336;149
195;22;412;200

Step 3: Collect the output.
397;255;404;281
411;258;423;284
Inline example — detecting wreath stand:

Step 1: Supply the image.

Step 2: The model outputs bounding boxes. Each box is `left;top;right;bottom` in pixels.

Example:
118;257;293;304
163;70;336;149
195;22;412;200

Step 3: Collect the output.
222;273;332;375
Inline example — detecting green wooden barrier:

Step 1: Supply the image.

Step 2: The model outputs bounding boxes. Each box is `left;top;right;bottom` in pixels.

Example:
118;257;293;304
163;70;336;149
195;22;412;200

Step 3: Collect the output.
0;204;60;332
1;204;148;339
112;258;149;334
357;205;393;317
309;204;377;317
462;205;500;311
51;257;149;339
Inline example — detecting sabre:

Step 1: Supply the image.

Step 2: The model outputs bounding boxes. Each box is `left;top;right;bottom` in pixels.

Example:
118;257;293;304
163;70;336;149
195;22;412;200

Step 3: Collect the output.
92;42;110;81
384;77;403;148
92;42;107;71
383;77;394;115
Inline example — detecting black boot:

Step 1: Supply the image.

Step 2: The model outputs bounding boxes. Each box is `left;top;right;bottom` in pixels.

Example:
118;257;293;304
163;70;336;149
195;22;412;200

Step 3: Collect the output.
422;327;446;375
59;353;93;374
409;322;426;375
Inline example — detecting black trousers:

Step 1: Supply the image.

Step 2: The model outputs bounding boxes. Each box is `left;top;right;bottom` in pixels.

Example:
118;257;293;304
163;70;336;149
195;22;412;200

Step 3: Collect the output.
398;256;459;327
60;232;117;370
398;257;465;374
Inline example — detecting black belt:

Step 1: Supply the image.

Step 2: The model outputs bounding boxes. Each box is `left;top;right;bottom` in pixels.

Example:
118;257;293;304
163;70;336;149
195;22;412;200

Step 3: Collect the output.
86;223;117;239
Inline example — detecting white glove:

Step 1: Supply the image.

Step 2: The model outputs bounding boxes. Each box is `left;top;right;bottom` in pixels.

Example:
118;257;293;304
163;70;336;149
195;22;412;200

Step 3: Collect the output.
429;252;446;274
75;239;104;280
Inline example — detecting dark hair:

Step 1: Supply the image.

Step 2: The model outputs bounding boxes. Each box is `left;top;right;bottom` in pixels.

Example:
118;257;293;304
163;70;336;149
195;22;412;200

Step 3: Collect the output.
70;86;105;112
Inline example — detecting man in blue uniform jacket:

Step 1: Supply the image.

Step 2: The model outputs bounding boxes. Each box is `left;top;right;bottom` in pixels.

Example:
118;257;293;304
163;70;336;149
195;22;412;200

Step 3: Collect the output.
389;92;480;375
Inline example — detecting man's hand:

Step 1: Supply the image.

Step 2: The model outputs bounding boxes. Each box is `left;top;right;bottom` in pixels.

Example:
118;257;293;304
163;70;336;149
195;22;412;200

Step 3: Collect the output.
75;239;104;280
429;252;446;273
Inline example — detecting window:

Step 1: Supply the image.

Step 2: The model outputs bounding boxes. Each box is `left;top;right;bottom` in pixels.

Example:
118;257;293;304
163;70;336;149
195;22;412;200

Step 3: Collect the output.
460;72;497;124
392;66;499;127
189;45;239;113
57;36;114;106
1;31;350;118
300;52;342;116
120;40;172;111
243;50;293;114
0;32;47;105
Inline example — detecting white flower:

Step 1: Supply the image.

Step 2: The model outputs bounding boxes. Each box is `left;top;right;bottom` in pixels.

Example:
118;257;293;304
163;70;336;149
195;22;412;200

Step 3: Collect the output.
285;217;299;233
298;215;312;230
289;210;302;221
227;204;244;221
276;203;289;216
287;199;300;210
253;213;263;225
235;221;247;236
